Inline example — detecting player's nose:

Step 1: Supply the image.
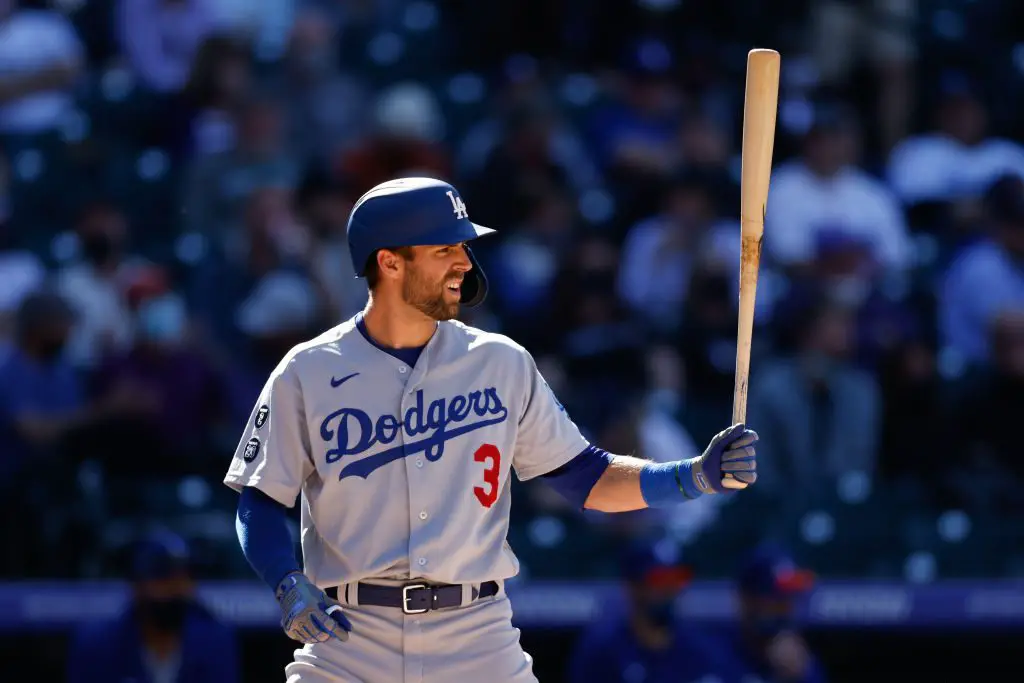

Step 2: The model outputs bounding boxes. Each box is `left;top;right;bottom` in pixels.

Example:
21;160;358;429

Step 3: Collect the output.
453;245;472;272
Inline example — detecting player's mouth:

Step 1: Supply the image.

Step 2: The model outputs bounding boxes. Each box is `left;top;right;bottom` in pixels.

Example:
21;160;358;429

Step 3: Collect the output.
445;279;462;297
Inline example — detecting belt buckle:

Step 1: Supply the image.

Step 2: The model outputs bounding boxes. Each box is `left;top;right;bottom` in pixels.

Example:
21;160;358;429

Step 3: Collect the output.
402;583;430;614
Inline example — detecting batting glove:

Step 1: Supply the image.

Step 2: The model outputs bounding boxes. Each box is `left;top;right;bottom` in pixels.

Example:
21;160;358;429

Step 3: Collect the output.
275;572;352;644
683;423;758;495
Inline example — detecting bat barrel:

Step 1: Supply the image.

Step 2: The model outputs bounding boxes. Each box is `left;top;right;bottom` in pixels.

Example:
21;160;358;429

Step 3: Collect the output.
733;48;779;428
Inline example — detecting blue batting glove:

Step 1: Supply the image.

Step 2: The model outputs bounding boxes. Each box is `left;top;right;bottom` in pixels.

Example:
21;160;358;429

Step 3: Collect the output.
275;572;352;644
681;423;758;495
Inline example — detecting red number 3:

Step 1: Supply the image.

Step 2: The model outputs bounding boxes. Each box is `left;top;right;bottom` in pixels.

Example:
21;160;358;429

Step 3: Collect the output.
473;444;501;508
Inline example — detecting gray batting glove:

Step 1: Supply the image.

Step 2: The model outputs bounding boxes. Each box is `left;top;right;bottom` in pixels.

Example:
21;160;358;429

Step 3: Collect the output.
275;572;352;644
687;423;759;495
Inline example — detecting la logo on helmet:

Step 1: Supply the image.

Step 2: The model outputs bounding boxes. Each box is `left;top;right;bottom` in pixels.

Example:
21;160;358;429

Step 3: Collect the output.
447;191;469;219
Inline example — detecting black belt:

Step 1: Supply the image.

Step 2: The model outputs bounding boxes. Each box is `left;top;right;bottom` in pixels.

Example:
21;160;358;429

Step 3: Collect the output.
326;581;499;614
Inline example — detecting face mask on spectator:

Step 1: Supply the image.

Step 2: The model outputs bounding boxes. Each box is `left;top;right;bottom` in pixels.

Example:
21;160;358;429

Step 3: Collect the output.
35;336;67;362
139;595;191;633
80;233;119;267
641;598;677;629
138;296;187;345
826;275;870;308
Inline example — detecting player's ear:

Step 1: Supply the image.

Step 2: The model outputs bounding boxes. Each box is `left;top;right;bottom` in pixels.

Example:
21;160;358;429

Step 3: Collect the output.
377;248;404;280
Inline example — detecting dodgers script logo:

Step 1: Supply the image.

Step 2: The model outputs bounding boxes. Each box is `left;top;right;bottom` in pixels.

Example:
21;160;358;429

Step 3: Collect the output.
320;387;509;480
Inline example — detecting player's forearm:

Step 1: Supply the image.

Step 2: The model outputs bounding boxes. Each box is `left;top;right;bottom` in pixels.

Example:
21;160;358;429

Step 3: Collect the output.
583;455;653;512
236;487;302;590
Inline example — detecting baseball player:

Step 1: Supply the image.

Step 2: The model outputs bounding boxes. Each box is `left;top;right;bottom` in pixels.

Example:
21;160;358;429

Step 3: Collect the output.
225;177;759;683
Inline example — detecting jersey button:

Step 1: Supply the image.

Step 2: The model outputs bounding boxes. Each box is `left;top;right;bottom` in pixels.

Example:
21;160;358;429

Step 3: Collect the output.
398;366;407;374
419;511;428;520
415;460;424;468
417;557;427;566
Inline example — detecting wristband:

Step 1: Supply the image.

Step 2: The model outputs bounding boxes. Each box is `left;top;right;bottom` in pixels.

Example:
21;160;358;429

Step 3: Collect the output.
639;459;702;508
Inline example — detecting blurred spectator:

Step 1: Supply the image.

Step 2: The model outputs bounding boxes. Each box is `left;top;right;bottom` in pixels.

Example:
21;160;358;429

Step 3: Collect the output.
810;0;917;156
181;95;301;238
588;38;682;177
0;153;45;340
206;0;295;60
799;230;918;369
675;111;738;216
675;254;751;445
117;0;222;95
588;37;684;223
0;0;84;136
463;93;591;229
91;280;229;477
766;105;911;273
747;295;881;497
487;186;579;326
0;289;79;575
292;165;366;320
705;542;827;683
188;185;321;420
457;57;601;202
235;269;321;378
876;333;948;493
545;236;645;431
268;6;369;163
618;168;733;334
947;309;1024;509
179;34;253;157
66;529;239;683
0;289;147;575
57;202;144;369
888;77;1024;206
939;174;1024;365
636;345;714;543
336;82;450;196
567;540;730;683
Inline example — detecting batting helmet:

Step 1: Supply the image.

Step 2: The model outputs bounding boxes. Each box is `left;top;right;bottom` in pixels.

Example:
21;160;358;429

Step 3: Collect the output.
346;177;495;307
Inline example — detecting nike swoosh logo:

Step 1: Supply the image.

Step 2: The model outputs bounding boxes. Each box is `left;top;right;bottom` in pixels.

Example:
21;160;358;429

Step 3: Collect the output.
330;372;360;388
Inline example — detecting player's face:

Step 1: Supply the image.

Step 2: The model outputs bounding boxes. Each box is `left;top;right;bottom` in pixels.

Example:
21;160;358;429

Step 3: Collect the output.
400;244;472;321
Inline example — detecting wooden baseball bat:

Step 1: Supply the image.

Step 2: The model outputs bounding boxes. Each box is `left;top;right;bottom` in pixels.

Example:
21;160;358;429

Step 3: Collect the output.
732;48;780;428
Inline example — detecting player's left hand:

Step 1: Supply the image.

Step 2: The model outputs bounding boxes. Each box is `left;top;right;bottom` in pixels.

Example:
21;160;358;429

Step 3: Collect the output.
275;572;352;644
690;423;758;494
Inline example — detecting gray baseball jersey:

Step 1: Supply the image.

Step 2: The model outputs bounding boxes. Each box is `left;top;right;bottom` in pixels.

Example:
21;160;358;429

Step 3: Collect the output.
224;316;590;588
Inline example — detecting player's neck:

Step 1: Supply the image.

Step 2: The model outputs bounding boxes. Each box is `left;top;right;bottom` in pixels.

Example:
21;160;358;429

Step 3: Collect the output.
361;298;438;349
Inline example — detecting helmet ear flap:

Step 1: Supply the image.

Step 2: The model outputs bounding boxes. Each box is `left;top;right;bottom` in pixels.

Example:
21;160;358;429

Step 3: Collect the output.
459;246;488;307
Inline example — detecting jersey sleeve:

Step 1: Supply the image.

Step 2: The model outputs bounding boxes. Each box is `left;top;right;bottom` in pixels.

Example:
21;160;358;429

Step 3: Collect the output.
223;355;313;507
512;352;591;481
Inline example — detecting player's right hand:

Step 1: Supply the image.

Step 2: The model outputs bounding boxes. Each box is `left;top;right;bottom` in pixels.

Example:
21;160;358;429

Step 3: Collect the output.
691;423;758;494
275;572;352;644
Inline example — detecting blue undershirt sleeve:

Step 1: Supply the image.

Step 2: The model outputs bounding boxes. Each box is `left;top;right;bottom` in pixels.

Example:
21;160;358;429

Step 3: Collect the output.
540;445;614;510
236;486;301;591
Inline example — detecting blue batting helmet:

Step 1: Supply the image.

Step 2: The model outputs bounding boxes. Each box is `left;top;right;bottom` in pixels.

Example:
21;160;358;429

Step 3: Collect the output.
346;177;495;307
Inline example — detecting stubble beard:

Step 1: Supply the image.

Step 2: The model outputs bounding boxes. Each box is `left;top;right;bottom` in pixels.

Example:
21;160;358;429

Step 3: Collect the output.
402;267;460;321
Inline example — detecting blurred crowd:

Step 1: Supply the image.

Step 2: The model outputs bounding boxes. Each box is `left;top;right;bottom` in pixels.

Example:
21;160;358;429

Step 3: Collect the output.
1;0;1024;583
